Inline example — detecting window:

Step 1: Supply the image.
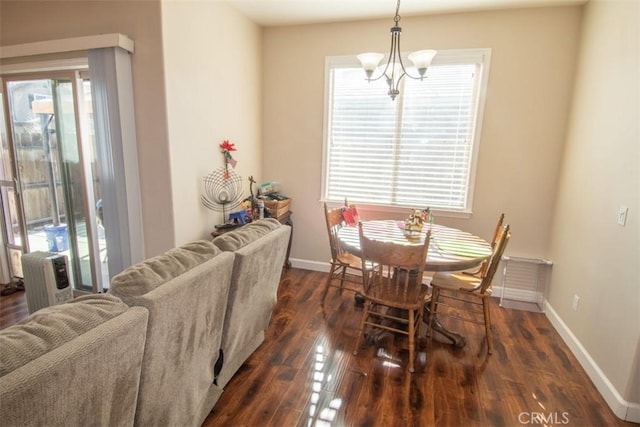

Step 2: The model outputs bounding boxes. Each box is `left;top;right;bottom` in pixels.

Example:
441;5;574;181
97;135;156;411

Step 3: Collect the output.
322;49;490;214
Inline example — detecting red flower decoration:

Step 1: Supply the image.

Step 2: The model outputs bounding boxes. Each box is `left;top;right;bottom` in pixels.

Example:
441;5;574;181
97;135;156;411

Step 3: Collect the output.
219;140;237;178
220;140;236;153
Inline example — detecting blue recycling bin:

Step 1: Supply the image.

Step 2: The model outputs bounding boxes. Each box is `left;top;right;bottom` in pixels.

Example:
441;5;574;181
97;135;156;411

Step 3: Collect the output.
44;224;69;252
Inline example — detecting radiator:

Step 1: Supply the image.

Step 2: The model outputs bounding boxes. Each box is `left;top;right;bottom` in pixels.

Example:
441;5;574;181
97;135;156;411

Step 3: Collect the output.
498;256;553;313
21;251;73;314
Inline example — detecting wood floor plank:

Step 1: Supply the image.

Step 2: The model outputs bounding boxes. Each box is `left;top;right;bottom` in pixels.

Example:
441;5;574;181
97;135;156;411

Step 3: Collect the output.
0;288;27;329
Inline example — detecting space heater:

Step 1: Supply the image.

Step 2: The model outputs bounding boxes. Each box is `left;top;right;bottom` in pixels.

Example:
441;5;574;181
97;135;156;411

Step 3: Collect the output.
21;251;73;314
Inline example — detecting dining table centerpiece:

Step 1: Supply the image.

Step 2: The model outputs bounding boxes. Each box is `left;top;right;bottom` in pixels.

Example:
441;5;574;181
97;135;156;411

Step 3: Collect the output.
403;208;435;237
404;209;425;235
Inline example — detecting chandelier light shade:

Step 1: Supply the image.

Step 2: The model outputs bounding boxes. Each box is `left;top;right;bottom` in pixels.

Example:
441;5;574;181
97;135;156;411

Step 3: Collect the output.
357;0;436;100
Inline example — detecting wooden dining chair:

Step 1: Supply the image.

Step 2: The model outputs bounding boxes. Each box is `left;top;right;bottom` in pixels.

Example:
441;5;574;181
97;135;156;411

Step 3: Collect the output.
323;202;365;295
427;224;511;355
464;213;505;278
353;223;431;373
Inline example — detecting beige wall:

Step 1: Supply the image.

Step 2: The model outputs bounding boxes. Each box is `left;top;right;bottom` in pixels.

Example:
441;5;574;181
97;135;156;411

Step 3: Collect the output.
161;1;262;245
0;0;174;257
548;0;639;407
262;6;582;264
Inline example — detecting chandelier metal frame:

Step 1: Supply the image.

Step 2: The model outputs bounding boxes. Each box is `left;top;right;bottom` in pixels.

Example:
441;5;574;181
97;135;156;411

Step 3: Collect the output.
357;0;436;100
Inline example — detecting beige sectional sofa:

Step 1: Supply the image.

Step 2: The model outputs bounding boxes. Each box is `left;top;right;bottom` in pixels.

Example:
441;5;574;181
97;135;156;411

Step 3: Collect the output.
0;219;291;427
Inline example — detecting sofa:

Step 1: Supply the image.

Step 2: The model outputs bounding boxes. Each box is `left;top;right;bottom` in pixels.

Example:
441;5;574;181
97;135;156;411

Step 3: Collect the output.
0;218;291;426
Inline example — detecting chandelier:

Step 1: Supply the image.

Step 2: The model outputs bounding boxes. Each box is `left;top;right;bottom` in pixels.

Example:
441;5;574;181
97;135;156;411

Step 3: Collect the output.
357;0;436;100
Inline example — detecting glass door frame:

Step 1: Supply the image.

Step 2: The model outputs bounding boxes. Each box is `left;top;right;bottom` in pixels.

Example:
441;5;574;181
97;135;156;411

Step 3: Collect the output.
1;70;104;293
0;76;29;281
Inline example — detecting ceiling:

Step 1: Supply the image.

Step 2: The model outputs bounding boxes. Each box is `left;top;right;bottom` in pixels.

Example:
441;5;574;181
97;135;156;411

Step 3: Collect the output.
225;0;588;27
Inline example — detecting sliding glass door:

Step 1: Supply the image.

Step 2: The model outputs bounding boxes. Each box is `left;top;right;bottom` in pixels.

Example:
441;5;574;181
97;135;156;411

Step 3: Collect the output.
1;72;108;292
0;83;24;280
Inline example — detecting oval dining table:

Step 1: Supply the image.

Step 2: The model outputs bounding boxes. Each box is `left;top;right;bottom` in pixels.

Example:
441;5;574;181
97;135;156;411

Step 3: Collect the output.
337;220;493;272
337;219;493;347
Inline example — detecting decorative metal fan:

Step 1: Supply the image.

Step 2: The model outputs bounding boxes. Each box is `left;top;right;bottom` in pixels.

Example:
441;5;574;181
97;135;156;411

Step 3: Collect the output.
201;166;244;223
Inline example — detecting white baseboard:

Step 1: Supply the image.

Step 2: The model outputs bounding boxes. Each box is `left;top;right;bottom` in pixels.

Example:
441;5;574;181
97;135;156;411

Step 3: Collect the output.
544;300;640;423
290;258;328;272
628;404;640;424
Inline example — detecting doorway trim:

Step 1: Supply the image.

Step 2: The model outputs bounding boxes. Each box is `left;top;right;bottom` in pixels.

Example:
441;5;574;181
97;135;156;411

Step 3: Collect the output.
0;33;134;59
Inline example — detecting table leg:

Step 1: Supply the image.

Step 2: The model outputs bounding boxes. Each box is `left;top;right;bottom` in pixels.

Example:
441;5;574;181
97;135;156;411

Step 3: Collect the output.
359;305;467;349
423;303;467;348
277;212;293;268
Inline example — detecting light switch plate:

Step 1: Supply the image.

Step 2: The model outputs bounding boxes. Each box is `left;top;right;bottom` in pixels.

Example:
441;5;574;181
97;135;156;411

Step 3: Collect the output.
617;206;628;226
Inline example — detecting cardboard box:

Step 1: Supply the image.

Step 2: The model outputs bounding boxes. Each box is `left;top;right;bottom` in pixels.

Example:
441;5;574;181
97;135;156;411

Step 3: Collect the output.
263;198;291;219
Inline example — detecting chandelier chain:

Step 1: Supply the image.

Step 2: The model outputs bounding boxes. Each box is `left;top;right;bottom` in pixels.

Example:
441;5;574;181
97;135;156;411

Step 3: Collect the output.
394;0;401;25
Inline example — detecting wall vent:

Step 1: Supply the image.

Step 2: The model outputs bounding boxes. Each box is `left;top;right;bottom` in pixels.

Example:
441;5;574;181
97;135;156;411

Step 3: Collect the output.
498;256;552;313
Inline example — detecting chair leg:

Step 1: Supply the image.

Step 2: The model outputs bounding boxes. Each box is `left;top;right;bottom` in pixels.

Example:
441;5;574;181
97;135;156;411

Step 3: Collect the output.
482;297;493;355
326;262;347;290
353;302;370;355
322;262;342;307
408;308;416;373
338;265;348;291
427;287;440;338
325;262;338;289
415;305;423;341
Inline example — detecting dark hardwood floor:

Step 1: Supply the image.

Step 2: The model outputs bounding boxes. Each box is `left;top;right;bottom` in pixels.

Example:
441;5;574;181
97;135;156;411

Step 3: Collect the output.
0;284;28;330
1;269;635;426
204;268;634;427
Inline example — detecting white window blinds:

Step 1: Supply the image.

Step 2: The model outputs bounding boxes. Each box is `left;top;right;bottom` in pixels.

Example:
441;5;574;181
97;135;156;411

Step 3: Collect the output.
324;49;490;212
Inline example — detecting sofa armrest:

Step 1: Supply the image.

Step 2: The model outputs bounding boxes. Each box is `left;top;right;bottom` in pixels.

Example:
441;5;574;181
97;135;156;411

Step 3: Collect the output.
0;304;148;427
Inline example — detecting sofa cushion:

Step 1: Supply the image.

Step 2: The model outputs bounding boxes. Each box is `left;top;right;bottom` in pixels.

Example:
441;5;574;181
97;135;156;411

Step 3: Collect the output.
109;240;221;297
212;218;281;252
0;293;128;377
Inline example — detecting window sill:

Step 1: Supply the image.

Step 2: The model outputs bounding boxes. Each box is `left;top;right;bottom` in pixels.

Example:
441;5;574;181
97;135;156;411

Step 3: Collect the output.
321;200;472;220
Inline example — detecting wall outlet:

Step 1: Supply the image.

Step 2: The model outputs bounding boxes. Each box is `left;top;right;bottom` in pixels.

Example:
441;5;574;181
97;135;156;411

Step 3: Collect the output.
572;294;580;311
618;206;628;226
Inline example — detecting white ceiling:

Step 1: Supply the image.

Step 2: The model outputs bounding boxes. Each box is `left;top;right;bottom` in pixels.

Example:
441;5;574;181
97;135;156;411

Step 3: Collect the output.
225;0;587;27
